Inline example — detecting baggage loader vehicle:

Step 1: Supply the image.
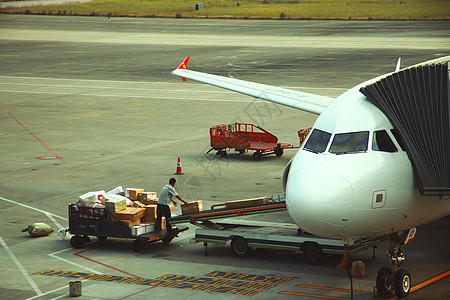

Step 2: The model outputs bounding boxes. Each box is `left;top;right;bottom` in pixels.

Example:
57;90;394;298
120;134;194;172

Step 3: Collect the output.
170;194;380;264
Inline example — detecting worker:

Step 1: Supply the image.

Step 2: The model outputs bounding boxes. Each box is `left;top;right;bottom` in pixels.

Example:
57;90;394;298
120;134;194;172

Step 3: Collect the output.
156;178;188;232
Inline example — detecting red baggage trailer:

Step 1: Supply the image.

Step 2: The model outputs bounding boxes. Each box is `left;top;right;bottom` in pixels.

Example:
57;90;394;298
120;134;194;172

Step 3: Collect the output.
208;122;292;160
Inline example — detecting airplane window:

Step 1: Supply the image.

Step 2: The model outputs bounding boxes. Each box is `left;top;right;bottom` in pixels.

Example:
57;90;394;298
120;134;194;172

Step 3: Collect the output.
303;129;331;153
372;130;398;152
390;129;406;151
329;131;369;154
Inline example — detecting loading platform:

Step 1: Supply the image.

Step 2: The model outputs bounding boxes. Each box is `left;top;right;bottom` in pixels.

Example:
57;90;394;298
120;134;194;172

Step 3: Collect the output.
170;193;287;225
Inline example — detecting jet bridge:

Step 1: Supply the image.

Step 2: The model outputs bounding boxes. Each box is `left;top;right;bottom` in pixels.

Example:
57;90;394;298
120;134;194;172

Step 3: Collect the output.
360;57;450;196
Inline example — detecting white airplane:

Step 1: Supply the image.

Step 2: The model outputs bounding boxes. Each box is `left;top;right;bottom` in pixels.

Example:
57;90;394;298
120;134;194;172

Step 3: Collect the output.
172;56;450;298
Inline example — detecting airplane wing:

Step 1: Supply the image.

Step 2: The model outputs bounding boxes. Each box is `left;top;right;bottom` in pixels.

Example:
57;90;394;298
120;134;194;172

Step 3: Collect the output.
171;57;334;115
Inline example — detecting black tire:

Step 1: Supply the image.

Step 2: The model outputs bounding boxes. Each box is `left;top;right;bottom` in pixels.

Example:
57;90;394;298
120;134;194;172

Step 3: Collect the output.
231;237;252;258
275;148;284;157
161;236;174;244
97;236;108;241
238;149;245;155
303;243;324;265
394;269;411;298
252;151;262;161
132;239;146;252
70;235;85;249
376;267;394;296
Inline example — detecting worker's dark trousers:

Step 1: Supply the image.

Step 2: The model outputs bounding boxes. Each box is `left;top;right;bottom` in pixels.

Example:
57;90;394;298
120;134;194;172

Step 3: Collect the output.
156;204;171;232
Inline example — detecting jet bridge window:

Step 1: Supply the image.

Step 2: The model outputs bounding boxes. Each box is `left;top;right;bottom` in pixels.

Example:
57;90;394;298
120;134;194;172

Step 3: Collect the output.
372;130;398;152
329;131;369;154
303;129;331;153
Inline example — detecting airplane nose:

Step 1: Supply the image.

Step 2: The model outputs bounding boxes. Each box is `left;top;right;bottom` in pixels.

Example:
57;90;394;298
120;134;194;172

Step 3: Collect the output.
286;167;354;238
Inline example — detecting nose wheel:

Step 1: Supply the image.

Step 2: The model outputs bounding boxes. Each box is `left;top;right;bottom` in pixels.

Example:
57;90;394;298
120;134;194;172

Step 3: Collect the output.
375;230;414;298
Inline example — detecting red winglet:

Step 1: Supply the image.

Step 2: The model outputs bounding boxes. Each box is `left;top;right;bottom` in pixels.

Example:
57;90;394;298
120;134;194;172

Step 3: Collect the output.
176;56;190;81
176;56;190;70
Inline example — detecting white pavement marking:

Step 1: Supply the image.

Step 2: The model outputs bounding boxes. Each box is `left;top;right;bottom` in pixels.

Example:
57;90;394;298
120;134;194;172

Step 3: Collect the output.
48;248;101;274
0;236;43;296
0;89;259;102
0;82;233;94
0;196;67;220
45;212;65;230
0;79;346;92
25;283;73;300
0;75;179;85
1;28;448;50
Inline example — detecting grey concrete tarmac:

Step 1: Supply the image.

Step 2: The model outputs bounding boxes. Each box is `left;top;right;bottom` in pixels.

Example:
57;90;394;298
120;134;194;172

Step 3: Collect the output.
0;15;449;299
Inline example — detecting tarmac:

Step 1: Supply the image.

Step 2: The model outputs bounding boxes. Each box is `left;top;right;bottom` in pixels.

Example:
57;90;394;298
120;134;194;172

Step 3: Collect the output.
0;14;449;299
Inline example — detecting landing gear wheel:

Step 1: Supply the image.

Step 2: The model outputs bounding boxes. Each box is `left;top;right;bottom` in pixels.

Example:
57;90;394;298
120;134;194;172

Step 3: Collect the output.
252;151;262;161
303;243;324;265
231;237;252;258
376;267;394;296
275;148;284;157
132;239;146;252
70;235;85;249
394;269;411;298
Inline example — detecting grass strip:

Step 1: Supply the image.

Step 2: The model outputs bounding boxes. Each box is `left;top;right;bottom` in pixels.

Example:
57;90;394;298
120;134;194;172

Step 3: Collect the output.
1;0;449;20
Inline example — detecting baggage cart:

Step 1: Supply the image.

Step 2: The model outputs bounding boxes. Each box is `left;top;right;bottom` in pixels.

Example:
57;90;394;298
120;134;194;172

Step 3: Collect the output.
68;203;188;252
208;122;293;160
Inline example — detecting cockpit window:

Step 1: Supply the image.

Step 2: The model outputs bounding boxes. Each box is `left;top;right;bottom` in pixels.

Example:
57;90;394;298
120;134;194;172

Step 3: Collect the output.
390;129;406;151
372;130;398;152
303;129;331;153
329;131;369;154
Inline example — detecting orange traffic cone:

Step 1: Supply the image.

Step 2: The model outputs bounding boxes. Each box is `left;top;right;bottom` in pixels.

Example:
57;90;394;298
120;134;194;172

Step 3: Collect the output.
174;157;184;175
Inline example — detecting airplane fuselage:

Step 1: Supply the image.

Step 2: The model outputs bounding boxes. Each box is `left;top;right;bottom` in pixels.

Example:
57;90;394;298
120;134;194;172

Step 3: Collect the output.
285;84;450;239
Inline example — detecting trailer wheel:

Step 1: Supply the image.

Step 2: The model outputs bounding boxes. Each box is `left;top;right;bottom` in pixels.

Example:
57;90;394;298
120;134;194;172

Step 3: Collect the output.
303;243;324;265
70;235;85;249
253;151;262;161
231;237;252;258
132;239;146;252
275;148;284;157
161;236;174;244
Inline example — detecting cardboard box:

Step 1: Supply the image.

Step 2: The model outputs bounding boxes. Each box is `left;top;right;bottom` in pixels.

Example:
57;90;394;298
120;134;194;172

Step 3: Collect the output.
163;217;168;230
112;207;145;221
225;197;269;209
132;201;145;208
131;225;146;236
144;205;157;217
142;199;158;205
142;223;155;234
130;223;156;236
102;194;128;205
142;216;156;223
352;261;365;278
181;201;203;215
138;192;157;201
105;198;126;212
125;188;145;201
122;219;141;227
